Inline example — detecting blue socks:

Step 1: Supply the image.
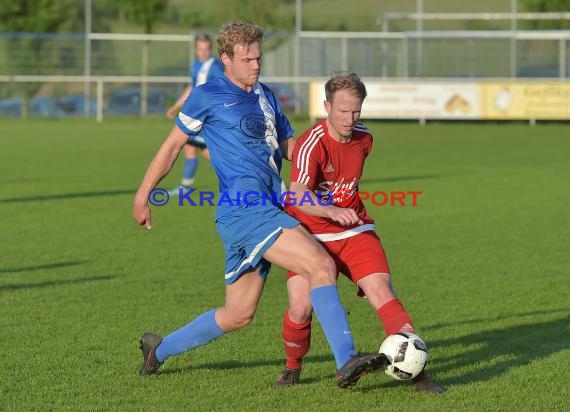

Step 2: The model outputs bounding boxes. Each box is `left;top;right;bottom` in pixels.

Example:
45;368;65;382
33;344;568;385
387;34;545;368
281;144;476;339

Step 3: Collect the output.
155;309;224;363
154;288;355;369
183;157;198;182
310;285;356;368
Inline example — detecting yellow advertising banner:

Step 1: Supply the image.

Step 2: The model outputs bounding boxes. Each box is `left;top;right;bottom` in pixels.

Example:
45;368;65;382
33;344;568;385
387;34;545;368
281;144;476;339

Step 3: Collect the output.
481;83;570;120
309;80;570;121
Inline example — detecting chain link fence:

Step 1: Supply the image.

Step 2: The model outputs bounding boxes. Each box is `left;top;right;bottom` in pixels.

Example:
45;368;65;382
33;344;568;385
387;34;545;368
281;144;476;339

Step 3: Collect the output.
1;29;569;118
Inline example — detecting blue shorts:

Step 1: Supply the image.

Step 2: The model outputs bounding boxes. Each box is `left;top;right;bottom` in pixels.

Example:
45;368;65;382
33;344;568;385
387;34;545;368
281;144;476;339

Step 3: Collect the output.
187;134;207;149
215;206;300;284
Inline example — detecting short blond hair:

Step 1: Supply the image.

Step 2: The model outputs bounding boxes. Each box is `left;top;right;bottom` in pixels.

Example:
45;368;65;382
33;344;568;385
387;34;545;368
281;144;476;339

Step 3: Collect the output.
325;72;367;103
217;21;263;59
195;33;212;46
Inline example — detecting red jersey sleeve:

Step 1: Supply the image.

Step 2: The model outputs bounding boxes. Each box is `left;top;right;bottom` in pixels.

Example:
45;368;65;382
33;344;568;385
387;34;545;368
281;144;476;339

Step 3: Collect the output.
290;124;325;190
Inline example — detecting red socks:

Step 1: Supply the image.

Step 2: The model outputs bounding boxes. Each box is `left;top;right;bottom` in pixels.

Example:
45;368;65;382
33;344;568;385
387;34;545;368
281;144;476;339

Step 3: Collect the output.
376;299;415;336
281;300;412;369
282;310;311;370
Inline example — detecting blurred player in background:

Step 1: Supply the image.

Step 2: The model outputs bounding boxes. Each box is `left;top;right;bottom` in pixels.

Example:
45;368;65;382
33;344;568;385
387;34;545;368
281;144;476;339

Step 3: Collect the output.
166;33;224;194
273;73;444;394
133;22;387;389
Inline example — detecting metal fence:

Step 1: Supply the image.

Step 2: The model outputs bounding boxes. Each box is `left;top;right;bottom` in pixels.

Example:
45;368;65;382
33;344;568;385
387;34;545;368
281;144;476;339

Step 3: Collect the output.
1;28;569;119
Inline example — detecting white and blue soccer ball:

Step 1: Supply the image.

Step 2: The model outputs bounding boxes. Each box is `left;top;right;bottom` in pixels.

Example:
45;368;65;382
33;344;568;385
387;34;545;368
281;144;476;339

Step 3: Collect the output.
379;332;429;381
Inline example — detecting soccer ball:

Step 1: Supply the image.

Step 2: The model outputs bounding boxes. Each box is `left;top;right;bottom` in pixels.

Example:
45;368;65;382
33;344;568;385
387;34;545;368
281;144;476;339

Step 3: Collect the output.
379;332;429;381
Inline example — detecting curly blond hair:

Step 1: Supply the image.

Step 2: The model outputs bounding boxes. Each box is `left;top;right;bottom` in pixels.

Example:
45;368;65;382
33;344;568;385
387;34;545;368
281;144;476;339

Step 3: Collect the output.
217;21;263;59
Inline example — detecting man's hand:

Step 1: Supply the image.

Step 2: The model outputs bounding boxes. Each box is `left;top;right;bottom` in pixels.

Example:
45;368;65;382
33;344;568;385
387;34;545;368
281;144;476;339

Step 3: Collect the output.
133;199;152;230
131;125;189;231
166;106;178;120
327;206;363;226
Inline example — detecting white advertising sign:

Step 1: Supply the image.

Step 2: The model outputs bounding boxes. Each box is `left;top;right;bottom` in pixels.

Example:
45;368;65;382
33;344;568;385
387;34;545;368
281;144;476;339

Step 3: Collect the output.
309;81;481;120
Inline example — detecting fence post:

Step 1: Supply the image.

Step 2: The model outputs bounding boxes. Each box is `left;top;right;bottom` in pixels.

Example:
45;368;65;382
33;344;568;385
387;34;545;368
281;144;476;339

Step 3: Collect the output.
403;36;409;78
84;0;92;117
510;0;518;78
560;38;567;79
96;78;103;123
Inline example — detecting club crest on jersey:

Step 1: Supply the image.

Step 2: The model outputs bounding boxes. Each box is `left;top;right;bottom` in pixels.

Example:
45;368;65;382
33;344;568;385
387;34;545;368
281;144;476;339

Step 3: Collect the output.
240;113;277;140
316;177;359;207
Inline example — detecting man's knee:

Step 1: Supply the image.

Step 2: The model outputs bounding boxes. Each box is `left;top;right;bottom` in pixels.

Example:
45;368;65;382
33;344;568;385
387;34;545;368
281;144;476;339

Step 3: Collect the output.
288;299;312;323
358;272;396;308
232;313;254;330
219;306;256;332
307;251;336;284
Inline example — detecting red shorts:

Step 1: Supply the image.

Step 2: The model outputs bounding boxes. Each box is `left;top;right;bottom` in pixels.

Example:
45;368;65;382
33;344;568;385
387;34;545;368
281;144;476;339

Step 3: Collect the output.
287;231;390;295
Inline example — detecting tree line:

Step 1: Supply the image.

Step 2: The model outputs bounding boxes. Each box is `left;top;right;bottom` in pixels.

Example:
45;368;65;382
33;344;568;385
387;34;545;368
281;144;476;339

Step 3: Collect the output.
1;0;568;36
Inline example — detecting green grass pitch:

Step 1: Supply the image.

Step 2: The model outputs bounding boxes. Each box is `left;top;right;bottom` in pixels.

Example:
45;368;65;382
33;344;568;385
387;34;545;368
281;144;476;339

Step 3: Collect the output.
0;118;568;410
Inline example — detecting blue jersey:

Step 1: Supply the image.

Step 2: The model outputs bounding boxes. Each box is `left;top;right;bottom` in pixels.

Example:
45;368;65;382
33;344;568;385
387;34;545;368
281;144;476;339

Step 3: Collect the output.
175;76;294;219
190;57;224;87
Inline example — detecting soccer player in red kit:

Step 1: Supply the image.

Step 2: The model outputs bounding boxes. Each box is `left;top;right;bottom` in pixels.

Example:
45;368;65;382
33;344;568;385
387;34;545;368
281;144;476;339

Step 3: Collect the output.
274;73;444;394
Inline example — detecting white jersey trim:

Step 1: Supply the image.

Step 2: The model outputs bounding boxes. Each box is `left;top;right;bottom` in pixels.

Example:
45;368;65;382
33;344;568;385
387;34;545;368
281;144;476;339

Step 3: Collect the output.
178;112;203;133
196;57;215;86
224;226;282;279
296;124;324;185
312;224;375;242
254;83;280;175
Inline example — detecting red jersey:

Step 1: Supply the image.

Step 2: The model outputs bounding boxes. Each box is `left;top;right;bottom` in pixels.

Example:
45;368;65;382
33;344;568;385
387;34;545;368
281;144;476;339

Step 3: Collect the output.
287;119;375;241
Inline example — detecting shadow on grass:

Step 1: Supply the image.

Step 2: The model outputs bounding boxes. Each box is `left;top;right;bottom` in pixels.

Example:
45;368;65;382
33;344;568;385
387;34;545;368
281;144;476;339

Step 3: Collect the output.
159;354;333;378
0;260;90;275
0;177;48;184
151;309;569;389
422;308;570;331
428;314;569;386
0;189;133;203
360;310;569;392
0;275;114;291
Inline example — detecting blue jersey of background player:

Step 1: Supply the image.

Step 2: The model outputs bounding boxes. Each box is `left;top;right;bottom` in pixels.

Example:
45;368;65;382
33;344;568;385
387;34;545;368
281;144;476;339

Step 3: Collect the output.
189;51;224;90
134;22;387;389
166;34;224;194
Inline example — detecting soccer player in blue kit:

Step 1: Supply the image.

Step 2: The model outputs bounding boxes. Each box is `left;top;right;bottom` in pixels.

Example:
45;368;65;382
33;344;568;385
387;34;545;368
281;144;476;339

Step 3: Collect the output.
133;21;387;389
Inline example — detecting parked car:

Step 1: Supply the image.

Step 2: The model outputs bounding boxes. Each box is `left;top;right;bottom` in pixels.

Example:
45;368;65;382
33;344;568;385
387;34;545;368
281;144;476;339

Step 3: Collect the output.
107;87;173;116
0;97;24;117
0;95;96;118
517;64;559;78
29;95;96;117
